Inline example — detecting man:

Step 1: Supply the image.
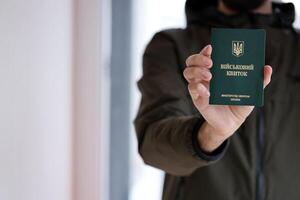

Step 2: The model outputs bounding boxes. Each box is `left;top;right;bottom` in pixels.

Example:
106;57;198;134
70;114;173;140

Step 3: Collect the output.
134;0;300;199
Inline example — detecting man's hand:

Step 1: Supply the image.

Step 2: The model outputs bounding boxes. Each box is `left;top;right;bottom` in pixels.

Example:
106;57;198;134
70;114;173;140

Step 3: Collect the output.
183;45;273;152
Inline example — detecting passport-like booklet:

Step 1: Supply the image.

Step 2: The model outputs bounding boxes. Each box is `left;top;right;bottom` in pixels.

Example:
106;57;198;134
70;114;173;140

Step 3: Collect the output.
209;28;266;106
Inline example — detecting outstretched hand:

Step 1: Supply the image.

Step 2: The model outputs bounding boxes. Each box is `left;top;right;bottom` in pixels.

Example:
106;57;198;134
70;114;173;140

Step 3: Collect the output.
183;45;272;152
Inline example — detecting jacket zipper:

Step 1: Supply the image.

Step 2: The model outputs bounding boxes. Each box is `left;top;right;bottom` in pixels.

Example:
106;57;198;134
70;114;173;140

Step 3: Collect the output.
256;107;265;200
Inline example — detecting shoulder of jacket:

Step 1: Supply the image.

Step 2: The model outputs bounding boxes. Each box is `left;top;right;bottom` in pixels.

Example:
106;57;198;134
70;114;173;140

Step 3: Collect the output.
150;28;188;43
145;28;191;53
154;26;209;44
159;28;187;36
149;27;201;51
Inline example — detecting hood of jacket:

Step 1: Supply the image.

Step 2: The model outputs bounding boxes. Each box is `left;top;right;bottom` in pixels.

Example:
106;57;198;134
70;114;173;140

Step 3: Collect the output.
185;0;295;28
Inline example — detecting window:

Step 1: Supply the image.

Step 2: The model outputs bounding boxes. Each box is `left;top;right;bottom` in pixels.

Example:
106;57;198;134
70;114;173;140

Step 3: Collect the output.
129;1;186;200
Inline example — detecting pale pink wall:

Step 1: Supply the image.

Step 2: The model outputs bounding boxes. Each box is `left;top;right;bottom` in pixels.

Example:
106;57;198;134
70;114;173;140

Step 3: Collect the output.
0;0;109;199
0;0;73;200
72;0;110;200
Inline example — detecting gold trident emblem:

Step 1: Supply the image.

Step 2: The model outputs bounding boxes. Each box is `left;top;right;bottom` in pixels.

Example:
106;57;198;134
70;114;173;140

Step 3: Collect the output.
232;41;244;57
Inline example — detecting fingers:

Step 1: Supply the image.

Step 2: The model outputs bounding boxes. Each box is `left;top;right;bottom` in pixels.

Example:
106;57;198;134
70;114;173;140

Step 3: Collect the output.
183;67;212;83
188;82;210;98
263;65;272;89
184;44;213;83
185;45;213;68
184;45;213;110
188;82;210;110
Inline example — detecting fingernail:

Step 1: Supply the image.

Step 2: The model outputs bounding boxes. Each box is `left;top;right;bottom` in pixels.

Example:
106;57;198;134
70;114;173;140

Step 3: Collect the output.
207;44;212;49
206;44;212;52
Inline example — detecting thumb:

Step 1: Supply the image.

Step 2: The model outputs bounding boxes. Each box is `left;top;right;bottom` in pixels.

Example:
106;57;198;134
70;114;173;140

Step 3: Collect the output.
200;44;212;57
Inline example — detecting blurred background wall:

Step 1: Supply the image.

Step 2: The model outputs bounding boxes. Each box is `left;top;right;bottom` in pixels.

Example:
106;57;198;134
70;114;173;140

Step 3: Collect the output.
0;0;73;200
0;0;112;199
73;0;110;200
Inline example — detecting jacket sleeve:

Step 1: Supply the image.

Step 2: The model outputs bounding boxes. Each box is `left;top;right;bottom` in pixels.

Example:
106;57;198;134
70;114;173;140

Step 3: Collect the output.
134;31;229;176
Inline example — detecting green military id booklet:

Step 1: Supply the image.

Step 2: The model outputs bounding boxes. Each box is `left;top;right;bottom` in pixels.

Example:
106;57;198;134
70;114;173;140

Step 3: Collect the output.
209;28;266;106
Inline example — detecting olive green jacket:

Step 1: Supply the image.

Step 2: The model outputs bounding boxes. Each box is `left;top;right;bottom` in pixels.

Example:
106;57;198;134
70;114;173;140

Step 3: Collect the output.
134;1;300;200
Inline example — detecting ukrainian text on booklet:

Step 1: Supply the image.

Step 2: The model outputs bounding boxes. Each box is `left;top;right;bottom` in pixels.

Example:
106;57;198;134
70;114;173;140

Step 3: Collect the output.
209;28;265;106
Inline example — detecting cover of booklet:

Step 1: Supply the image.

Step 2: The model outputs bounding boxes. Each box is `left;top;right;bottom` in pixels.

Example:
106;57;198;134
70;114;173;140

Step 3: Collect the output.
209;28;266;106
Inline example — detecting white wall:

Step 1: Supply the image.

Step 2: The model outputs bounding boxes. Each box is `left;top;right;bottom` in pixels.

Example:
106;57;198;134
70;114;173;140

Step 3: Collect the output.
0;1;73;200
130;1;185;199
73;0;110;199
99;0;111;199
